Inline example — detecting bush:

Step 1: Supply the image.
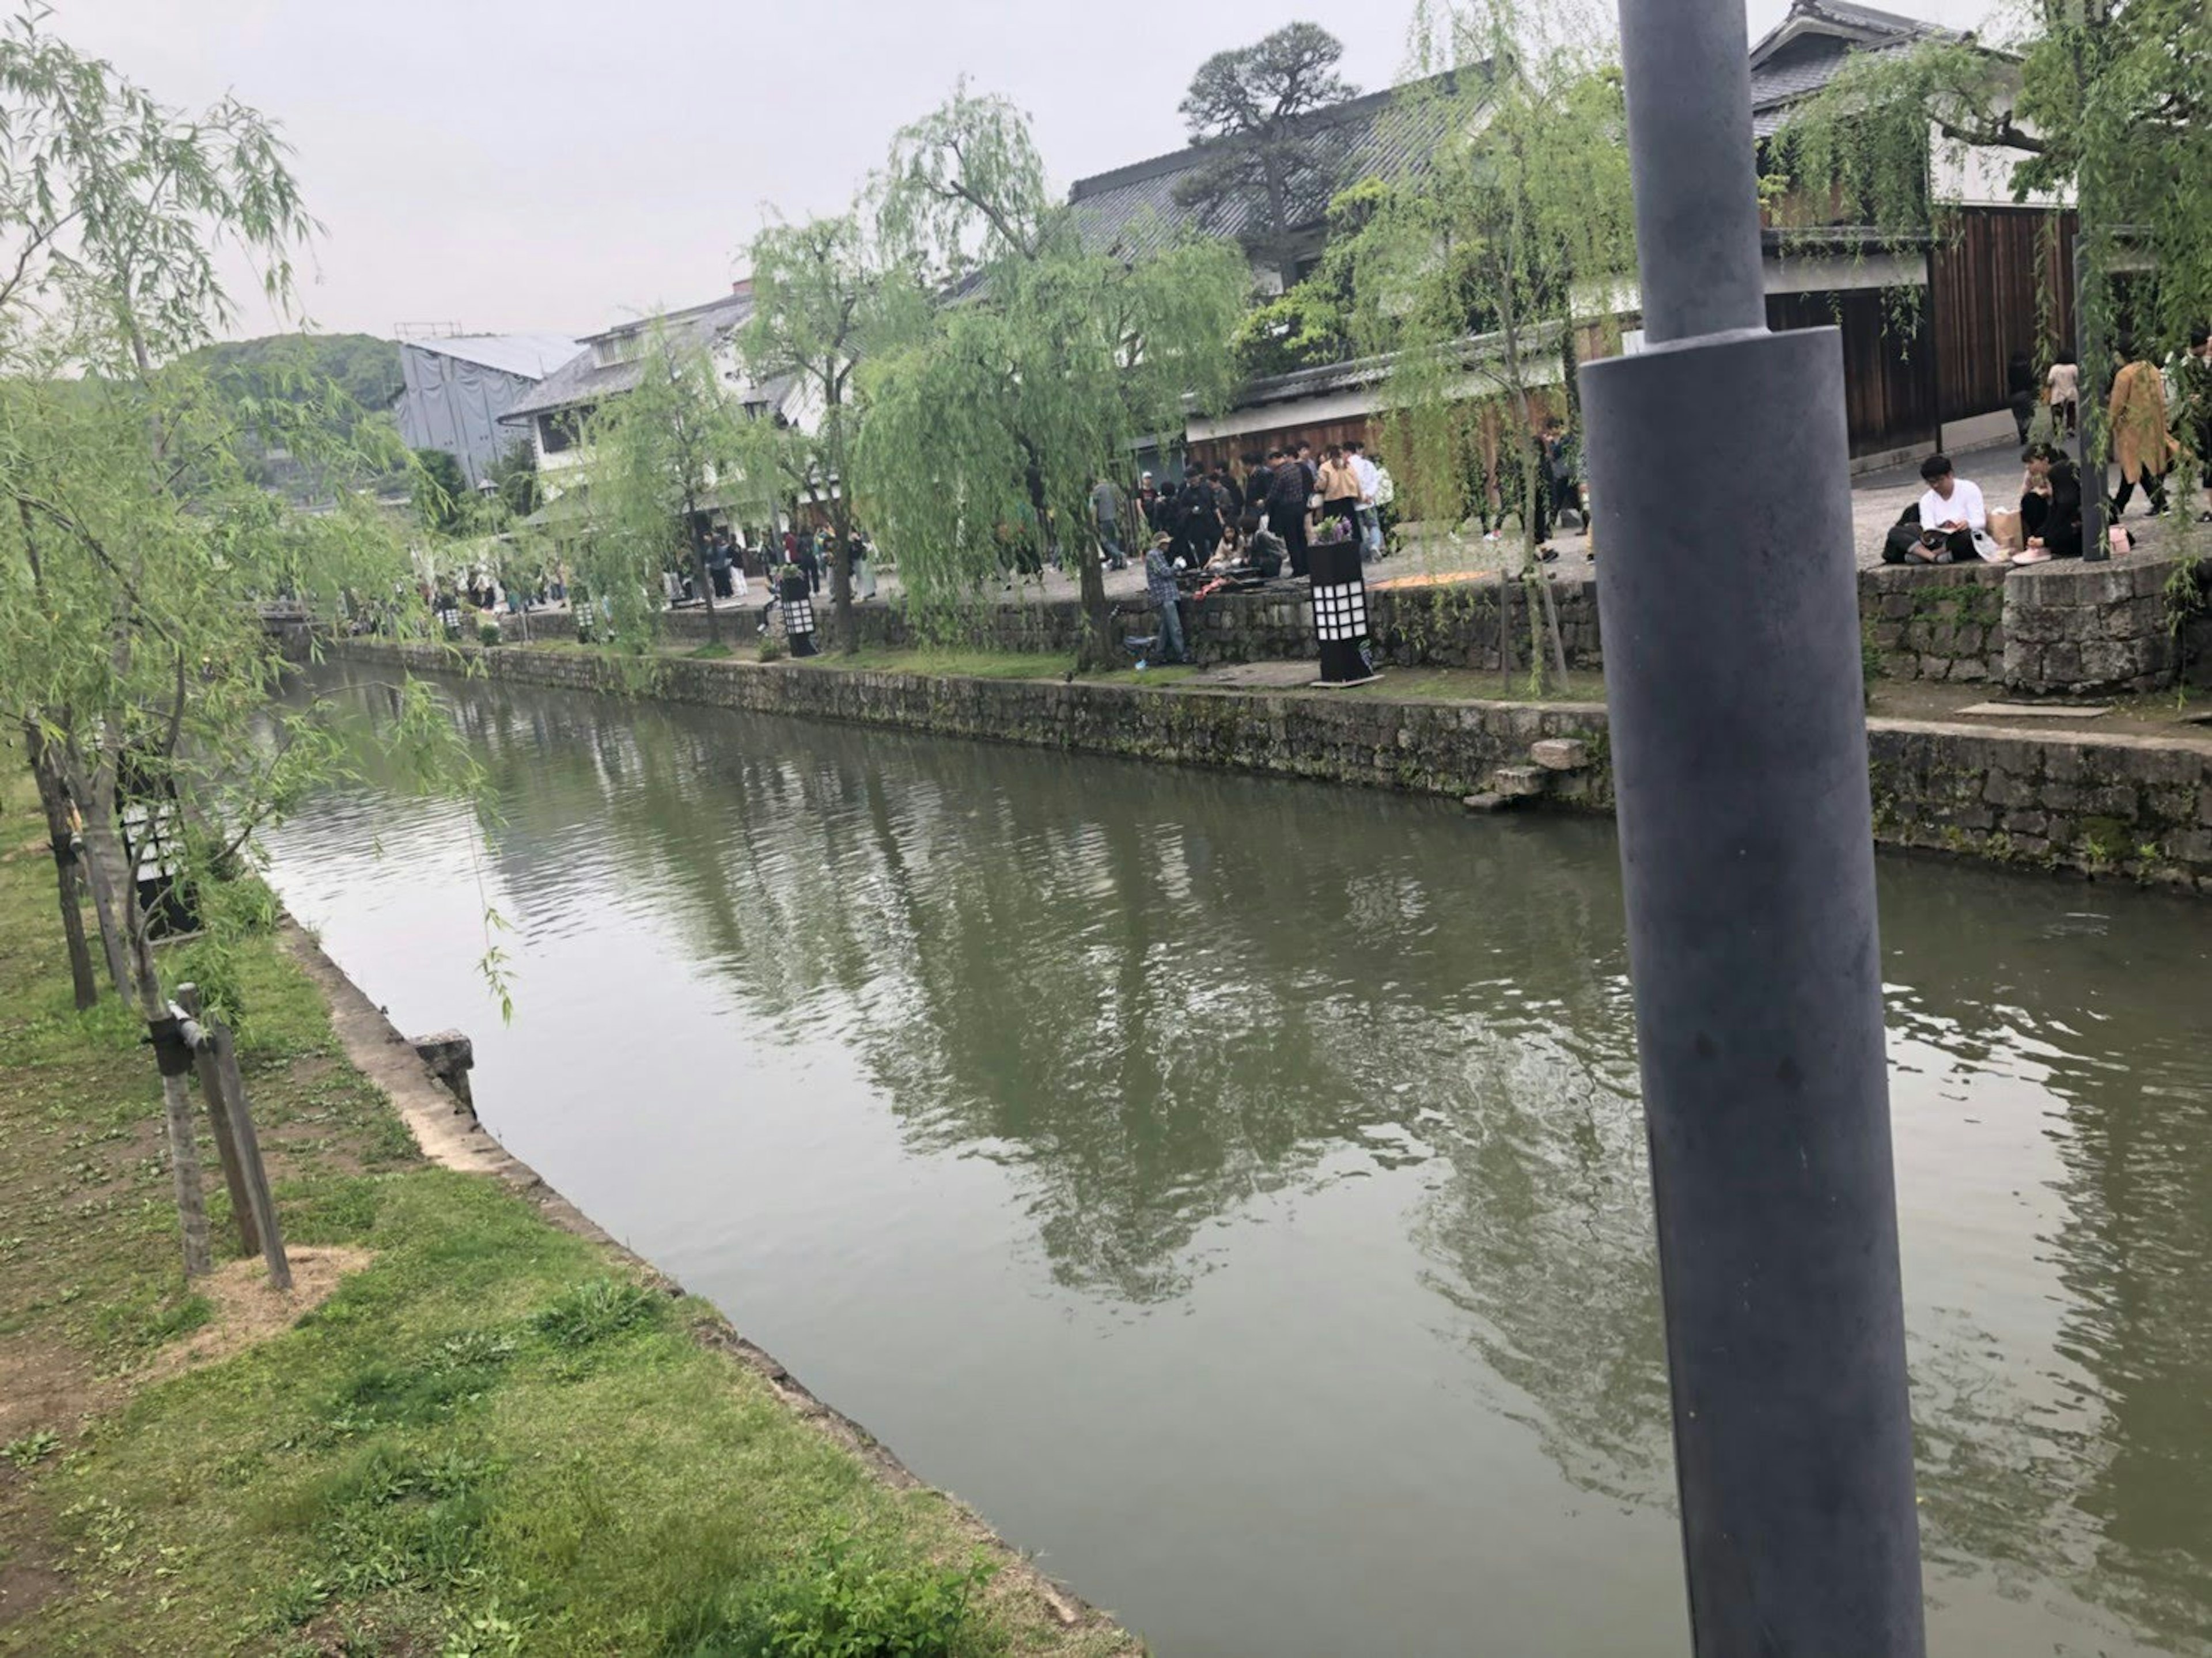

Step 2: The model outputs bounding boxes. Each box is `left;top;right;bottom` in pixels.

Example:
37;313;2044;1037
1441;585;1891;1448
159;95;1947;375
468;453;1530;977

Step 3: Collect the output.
756;633;787;663
669;1538;999;1658
478;620;503;647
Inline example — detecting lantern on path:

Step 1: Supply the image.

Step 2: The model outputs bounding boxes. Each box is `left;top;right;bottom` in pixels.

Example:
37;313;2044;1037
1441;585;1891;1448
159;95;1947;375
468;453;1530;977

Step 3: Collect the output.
779;570;818;657
1306;537;1379;686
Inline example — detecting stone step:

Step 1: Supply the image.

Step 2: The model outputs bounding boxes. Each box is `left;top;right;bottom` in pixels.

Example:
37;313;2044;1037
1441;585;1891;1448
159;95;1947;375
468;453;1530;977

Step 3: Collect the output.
1490;765;1548;799
1529;738;1589;772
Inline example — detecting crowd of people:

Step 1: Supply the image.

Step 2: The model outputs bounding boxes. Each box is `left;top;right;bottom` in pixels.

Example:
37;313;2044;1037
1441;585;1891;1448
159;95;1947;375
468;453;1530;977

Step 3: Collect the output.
1889;325;2212;569
1095;440;1397;586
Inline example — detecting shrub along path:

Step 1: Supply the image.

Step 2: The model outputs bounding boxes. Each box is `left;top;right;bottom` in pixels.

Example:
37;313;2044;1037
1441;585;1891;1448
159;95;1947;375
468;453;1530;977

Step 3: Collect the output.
0;774;1133;1657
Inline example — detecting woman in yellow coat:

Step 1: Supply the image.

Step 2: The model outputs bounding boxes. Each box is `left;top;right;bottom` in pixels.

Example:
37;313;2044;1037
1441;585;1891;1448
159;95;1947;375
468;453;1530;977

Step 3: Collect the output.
2107;344;2173;518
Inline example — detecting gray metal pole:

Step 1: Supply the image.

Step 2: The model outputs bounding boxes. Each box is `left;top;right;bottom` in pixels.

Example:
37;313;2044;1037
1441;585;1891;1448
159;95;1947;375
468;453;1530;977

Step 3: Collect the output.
1578;0;1926;1652
2073;219;2108;561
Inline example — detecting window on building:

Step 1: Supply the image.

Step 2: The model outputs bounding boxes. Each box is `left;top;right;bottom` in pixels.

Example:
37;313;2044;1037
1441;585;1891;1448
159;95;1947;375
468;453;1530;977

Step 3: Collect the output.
539;408;586;454
590;332;642;369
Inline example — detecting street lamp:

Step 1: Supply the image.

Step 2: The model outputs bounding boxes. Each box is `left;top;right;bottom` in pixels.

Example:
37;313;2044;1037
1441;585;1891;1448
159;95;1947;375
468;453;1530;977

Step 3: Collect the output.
779;569;819;657
1578;0;1926;1652
1306;534;1380;686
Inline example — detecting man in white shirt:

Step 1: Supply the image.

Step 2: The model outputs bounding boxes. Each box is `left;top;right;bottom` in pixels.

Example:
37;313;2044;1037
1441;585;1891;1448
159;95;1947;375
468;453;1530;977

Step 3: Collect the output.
1914;454;1991;563
1347;439;1383;561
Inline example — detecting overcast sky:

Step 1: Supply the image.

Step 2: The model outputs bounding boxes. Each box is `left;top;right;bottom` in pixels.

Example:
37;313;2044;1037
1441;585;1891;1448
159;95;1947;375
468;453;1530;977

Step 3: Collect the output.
64;0;1997;343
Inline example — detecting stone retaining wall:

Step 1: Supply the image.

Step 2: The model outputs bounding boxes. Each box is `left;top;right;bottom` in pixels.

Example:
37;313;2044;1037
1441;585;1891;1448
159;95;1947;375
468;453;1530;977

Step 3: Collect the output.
2002;557;2183;696
1859;564;2008;684
498;553;2200;696
336;638;2212;891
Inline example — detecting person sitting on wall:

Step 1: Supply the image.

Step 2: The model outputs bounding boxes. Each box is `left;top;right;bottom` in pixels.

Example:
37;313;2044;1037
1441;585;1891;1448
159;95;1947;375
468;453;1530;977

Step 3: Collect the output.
1912;454;1991;563
1243;511;1287;581
2012;445;2082;564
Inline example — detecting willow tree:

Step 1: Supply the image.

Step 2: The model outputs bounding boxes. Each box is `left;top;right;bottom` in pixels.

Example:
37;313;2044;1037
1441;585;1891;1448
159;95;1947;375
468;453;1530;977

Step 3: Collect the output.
0;12;474;1274
855;86;1249;666
738;212;881;654
1339;0;1635;687
1773;0;2212;521
570;323;745;651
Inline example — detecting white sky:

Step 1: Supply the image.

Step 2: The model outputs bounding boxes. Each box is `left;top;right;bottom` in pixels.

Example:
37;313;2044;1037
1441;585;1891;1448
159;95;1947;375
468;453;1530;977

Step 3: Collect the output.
60;0;1998;343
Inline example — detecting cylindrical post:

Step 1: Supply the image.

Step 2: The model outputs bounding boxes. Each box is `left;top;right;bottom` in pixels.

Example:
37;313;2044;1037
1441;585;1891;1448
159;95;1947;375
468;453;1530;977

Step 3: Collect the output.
1579;0;1926;1653
2072;236;2108;560
1617;0;1767;344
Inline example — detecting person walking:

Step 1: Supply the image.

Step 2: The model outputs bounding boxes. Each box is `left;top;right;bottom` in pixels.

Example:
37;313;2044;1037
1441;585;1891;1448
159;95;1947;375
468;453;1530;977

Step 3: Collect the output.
2046;355;2080;437
797;529;824;595
2108;339;2173;520
2006;349;2038;447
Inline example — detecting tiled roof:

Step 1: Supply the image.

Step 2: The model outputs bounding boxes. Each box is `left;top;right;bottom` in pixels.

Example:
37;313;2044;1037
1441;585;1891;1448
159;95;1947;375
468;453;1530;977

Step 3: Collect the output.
1066;73;1468;261
402;332;579;380
1748;0;1960;136
501;290;756;423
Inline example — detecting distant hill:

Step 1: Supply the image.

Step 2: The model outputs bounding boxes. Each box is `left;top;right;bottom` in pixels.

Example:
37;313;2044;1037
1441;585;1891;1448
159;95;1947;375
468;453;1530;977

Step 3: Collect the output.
180;332;406;502
185;332;404;426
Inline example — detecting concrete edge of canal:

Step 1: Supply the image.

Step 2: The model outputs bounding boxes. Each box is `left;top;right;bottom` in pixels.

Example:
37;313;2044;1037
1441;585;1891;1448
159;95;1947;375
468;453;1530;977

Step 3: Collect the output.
279;917;1121;1643
326;638;2212;894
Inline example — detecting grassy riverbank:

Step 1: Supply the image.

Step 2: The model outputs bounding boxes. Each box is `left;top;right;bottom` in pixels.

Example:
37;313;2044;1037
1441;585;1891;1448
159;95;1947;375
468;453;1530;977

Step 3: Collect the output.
0;790;1133;1656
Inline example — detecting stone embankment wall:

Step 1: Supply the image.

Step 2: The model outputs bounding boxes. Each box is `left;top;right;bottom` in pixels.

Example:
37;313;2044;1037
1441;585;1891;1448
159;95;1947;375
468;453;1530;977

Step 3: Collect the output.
338;638;2212;891
506;555;2205;696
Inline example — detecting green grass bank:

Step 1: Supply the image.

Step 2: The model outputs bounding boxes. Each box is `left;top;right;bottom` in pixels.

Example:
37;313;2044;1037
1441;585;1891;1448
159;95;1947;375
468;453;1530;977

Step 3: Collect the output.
0;779;1134;1657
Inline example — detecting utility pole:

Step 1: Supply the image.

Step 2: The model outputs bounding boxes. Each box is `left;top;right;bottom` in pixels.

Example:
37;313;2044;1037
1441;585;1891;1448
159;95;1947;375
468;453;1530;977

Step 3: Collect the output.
1578;0;1926;1651
2071;0;2108;560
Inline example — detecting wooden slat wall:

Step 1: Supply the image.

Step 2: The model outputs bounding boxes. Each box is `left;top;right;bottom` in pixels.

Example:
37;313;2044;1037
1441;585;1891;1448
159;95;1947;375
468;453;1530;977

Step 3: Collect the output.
1766;289;1940;458
1930;206;2078;424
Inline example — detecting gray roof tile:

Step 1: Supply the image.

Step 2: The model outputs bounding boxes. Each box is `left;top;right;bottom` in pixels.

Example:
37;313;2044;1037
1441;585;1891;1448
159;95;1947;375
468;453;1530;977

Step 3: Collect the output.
501;290;755;423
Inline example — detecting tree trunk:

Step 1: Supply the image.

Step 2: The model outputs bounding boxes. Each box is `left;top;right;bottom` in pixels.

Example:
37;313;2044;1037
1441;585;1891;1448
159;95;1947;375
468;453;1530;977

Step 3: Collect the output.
687;522;722;648
71;759;211;1277
24;724;99;1010
1497;572;1514;690
1077;549;1112;673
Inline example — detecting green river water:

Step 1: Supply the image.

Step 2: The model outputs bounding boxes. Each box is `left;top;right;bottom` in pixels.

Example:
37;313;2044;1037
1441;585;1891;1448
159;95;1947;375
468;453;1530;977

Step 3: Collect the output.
263;663;2212;1657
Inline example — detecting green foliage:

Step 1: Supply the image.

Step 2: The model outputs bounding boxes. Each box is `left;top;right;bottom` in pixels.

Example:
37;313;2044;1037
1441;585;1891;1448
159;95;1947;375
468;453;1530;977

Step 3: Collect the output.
184;331;407;501
531;1276;664;1350
739;211;882;650
569;323;746;653
3;1427;62;1469
674;1538;1000;1658
1337;0;1634;560
1172;24;1361;283
858;88;1248;655
0;8;482;1052
415;446;471;533
1775;0;2212;384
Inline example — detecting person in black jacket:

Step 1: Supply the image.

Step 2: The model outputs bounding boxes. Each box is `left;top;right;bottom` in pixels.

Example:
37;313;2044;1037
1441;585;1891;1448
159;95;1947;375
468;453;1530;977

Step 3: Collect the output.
1217;463;1245;523
2016;445;2082;562
1265;449;1313;578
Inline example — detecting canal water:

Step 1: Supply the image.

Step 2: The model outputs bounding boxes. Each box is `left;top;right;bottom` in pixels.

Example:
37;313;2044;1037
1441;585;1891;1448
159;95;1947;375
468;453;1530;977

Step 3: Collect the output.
264;664;2212;1658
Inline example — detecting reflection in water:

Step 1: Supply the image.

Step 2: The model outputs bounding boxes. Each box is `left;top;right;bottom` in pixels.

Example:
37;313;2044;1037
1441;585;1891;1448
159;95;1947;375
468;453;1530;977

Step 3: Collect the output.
269;665;2212;1658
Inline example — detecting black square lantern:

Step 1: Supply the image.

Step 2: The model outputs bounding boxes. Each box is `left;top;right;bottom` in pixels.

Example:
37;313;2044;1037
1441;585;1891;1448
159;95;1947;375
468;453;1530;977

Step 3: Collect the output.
779;570;819;657
1306;538;1379;685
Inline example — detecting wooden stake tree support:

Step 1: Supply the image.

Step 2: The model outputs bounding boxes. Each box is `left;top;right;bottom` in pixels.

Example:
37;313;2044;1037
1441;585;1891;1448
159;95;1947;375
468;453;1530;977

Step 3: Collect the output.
172;985;290;1290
